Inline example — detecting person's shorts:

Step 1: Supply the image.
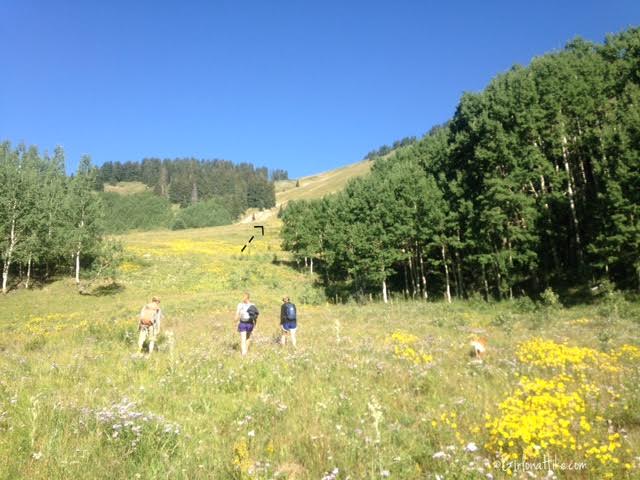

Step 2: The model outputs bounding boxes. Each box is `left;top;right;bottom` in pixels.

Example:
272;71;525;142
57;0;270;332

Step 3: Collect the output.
238;322;254;333
281;321;297;332
138;324;157;342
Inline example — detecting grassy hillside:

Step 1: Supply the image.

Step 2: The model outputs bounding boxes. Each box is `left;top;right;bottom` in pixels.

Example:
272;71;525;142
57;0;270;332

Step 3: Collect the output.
239;161;373;224
276;160;372;205
1;219;639;479
103;181;150;195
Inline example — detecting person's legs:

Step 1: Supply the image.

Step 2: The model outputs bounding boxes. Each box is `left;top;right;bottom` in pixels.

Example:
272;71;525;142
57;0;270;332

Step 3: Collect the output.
280;328;287;346
290;328;297;348
148;329;157;354
240;331;248;356
138;327;148;353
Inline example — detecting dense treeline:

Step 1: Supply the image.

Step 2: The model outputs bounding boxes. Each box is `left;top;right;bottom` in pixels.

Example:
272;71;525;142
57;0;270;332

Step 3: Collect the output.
282;29;640;302
96;158;276;211
271;169;289;181
0;143;111;293
363;136;417;161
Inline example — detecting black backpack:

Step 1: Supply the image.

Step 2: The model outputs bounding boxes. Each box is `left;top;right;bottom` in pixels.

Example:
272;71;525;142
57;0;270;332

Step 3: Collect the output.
284;302;297;321
247;305;259;324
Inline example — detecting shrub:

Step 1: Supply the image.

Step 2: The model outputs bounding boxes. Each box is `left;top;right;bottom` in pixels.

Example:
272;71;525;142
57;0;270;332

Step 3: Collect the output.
299;285;327;305
512;296;538;313
491;311;514;328
171;198;233;230
539;287;561;308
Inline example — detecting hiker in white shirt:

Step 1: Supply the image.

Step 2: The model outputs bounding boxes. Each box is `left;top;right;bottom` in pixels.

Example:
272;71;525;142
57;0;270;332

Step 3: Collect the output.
235;292;259;356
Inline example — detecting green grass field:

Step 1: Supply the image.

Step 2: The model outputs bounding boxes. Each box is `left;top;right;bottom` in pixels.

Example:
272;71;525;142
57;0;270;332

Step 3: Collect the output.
1;217;640;479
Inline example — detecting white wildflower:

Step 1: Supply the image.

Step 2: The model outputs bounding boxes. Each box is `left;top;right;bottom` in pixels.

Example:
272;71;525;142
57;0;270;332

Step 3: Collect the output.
465;442;478;452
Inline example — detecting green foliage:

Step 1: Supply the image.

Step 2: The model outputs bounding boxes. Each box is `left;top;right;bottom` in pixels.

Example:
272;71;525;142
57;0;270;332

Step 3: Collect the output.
540;287;561;308
512;296;538;313
171;198;233;230
363;135;417;160
96;158;276;211
86;240;125;283
270;168;289;181
101;192;173;233
0;143;106;293
299;284;327;305
281;27;640;301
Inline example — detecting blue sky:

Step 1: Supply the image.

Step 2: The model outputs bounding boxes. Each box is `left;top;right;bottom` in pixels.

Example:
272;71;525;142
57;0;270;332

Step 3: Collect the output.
1;1;638;178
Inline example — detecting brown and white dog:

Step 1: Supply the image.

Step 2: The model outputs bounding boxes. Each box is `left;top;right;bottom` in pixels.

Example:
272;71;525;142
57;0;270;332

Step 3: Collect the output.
469;337;488;359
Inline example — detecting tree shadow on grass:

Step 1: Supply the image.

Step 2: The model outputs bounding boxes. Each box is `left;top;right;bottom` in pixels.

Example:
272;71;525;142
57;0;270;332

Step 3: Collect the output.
82;282;126;297
271;258;300;269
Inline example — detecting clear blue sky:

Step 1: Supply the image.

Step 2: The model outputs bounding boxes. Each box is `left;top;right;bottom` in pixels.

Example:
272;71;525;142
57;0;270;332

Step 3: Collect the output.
1;1;638;177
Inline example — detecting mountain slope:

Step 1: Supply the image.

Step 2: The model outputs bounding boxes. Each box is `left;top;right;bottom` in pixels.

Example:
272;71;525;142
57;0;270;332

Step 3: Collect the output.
276;160;372;204
239;160;372;224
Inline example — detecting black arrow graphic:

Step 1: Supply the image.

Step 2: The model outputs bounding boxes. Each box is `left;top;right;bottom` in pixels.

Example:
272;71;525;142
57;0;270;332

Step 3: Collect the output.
241;226;265;252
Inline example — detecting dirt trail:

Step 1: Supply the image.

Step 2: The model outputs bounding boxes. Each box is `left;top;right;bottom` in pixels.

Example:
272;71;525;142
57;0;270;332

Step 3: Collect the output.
238;207;278;224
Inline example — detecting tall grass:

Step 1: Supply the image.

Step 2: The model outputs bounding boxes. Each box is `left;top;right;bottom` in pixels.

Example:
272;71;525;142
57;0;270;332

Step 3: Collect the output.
1;222;639;479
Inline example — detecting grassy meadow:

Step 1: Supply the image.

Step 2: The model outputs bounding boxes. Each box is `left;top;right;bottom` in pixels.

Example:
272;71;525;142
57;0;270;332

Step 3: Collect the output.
1;218;640;479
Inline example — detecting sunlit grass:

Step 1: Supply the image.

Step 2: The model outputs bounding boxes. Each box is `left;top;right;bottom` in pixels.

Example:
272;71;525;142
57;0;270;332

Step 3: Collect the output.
0;221;639;479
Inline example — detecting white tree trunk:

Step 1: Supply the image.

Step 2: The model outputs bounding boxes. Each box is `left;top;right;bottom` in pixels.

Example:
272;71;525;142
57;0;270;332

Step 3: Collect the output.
2;218;16;294
419;252;428;300
561;134;582;249
310;257;314;275
382;277;388;304
75;218;84;285
408;255;416;297
1;260;9;294
25;255;32;289
482;263;490;301
75;249;81;285
441;244;452;304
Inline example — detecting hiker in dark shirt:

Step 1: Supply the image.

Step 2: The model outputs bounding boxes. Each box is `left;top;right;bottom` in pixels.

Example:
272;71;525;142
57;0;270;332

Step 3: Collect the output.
280;296;297;348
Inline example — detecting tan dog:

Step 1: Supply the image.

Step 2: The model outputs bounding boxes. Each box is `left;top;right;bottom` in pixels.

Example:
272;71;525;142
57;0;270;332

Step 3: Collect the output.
470;337;488;359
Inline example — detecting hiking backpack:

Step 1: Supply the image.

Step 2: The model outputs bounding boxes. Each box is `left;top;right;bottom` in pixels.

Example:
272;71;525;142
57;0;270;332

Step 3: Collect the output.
285;302;297;321
140;303;158;326
247;304;260;324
